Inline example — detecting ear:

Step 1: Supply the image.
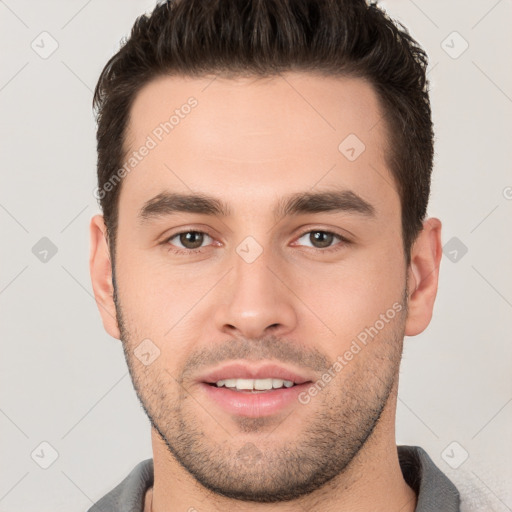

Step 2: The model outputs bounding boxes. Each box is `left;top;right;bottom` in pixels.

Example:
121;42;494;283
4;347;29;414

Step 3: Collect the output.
89;214;121;339
404;217;443;336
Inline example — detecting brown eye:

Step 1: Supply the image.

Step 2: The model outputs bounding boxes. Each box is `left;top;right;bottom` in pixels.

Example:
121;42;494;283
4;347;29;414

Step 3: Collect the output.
181;232;204;249
293;229;350;253
309;231;334;248
167;231;212;251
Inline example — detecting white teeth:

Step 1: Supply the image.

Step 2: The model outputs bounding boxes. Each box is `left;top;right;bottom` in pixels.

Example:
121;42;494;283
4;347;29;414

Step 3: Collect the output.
272;378;284;388
215;378;295;390
254;378;273;390
236;378;254;390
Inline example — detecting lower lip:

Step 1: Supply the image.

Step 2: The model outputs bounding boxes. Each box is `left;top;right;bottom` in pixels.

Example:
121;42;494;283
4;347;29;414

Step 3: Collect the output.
199;382;311;417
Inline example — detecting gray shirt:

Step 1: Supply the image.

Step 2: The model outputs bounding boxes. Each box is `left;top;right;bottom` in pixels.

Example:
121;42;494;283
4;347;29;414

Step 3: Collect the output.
88;445;460;511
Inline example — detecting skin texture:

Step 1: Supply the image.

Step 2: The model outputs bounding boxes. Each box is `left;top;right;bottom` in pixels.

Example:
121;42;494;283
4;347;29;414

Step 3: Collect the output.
89;72;442;512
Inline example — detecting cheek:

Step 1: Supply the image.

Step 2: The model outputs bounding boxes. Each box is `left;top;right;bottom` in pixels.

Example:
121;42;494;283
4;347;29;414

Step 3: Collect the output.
115;250;220;339
299;248;406;351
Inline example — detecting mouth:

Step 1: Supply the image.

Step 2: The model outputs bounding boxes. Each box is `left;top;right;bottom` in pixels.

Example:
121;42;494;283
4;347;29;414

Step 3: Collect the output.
197;362;313;417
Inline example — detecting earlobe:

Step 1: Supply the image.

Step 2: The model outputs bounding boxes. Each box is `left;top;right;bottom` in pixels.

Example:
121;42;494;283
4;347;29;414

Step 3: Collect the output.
404;218;443;337
89;214;121;339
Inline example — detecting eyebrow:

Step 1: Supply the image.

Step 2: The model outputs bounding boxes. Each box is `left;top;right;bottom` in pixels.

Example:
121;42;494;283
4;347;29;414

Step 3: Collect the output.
138;188;376;224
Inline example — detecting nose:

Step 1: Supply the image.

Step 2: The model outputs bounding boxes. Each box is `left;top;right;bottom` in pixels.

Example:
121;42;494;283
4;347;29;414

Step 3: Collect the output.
213;247;298;340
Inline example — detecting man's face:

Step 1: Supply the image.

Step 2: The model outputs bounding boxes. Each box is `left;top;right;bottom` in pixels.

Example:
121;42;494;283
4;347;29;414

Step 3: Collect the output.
112;72;408;501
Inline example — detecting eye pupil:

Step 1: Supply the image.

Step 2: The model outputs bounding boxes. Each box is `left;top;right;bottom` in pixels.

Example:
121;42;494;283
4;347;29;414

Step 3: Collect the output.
180;231;204;249
311;231;333;248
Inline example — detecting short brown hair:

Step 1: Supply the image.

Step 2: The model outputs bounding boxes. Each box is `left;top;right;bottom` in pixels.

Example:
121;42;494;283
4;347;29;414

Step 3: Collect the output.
93;0;433;266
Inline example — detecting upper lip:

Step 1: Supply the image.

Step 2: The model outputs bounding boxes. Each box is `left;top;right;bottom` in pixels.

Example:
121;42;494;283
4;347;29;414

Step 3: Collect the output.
197;362;313;385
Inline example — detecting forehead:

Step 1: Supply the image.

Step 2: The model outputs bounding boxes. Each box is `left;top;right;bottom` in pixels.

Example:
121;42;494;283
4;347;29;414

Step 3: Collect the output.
120;71;397;218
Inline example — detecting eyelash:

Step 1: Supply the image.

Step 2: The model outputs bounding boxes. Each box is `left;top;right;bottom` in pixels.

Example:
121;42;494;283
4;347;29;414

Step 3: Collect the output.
163;228;351;256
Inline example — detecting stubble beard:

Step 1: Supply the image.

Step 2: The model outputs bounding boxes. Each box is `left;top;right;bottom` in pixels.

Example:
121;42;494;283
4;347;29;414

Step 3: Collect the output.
114;284;408;503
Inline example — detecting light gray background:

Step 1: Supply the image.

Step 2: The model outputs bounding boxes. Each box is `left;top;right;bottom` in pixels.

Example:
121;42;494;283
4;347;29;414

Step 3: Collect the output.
1;1;511;511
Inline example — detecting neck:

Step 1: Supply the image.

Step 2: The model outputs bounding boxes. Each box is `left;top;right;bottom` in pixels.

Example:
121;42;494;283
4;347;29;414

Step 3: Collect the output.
146;383;417;512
